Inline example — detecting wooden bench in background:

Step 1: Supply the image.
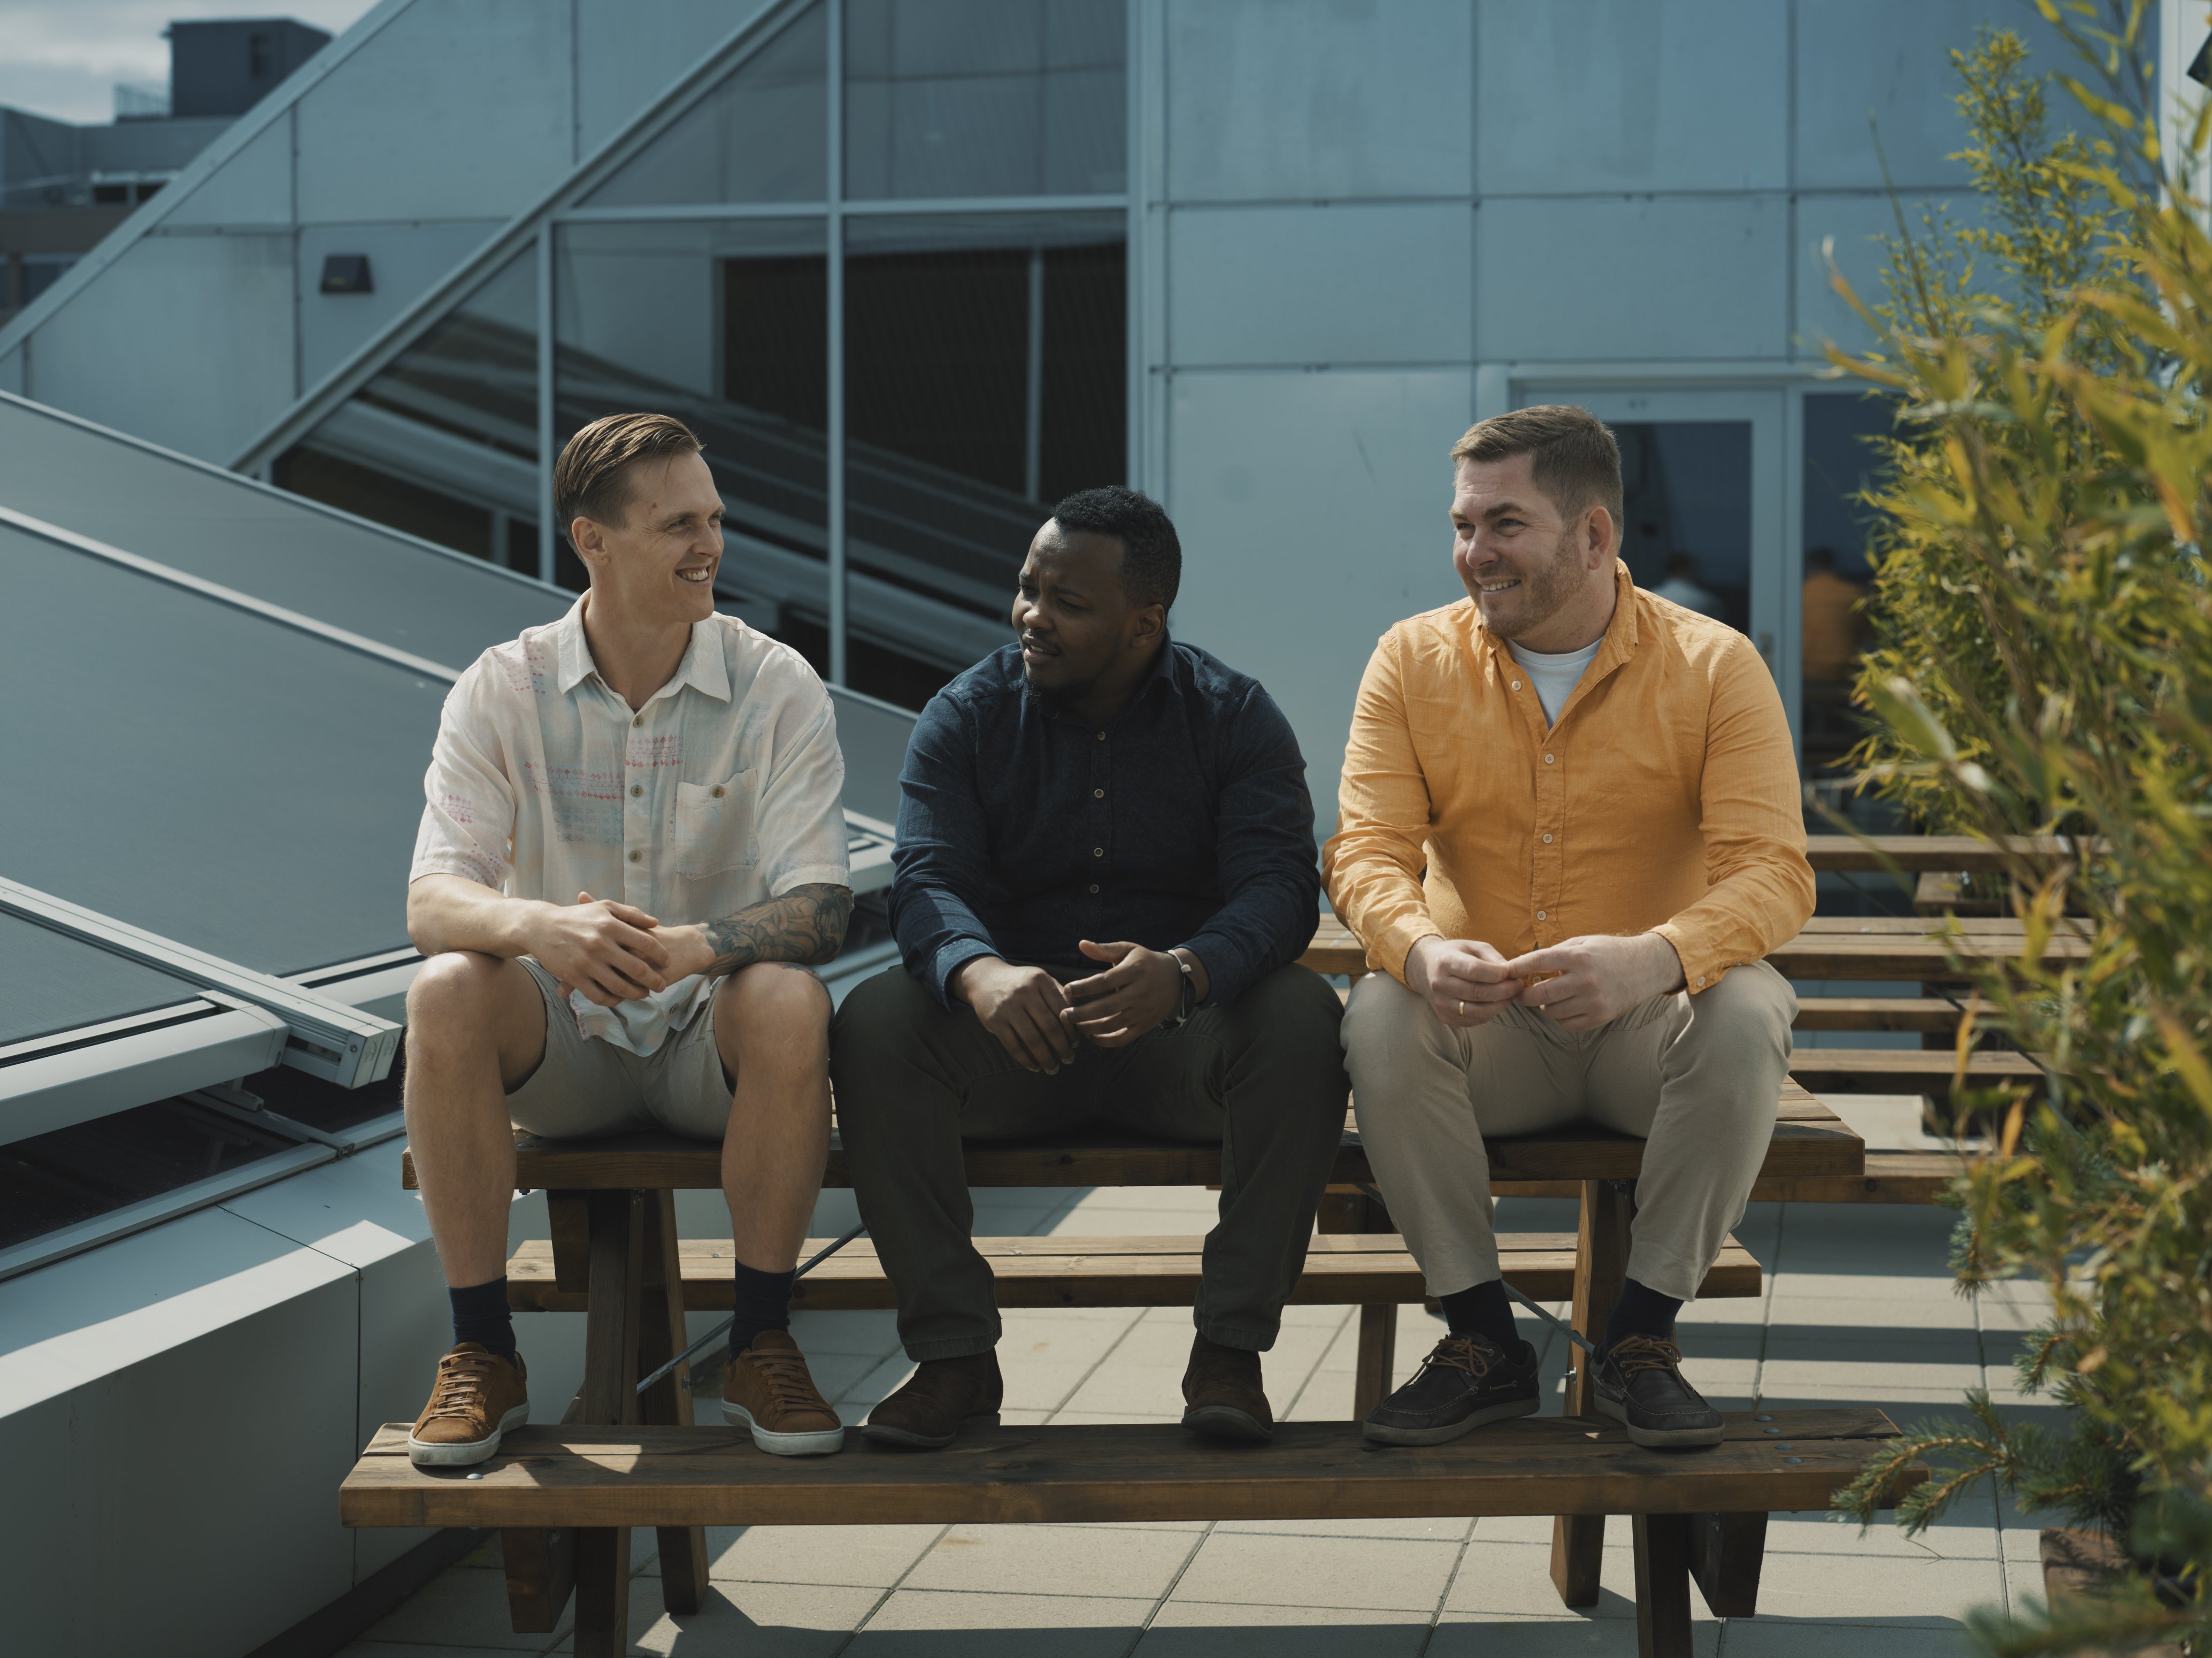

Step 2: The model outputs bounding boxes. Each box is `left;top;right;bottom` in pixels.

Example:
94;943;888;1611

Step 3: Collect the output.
341;1409;1926;1658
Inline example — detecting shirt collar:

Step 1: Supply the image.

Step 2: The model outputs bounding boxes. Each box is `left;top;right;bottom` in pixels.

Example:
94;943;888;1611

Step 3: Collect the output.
551;597;732;704
1472;561;1640;670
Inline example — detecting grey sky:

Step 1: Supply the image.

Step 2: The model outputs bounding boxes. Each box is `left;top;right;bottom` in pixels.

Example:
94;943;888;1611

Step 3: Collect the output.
0;1;377;125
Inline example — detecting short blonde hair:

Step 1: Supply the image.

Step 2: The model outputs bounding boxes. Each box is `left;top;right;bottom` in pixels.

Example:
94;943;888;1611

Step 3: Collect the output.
1451;405;1623;531
554;412;703;542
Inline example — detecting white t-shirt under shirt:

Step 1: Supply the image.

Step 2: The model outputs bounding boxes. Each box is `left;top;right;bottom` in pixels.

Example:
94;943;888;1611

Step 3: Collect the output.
1506;636;1603;725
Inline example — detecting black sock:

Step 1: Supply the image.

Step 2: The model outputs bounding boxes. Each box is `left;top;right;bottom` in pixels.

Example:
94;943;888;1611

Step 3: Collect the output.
1600;1277;1683;1358
449;1278;516;1361
1437;1279;1519;1351
728;1261;796;1357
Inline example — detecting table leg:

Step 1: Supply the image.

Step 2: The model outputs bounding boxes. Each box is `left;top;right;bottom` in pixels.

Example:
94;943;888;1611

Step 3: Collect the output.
1550;1178;1632;1607
640;1190;710;1613
571;1189;645;1658
1632;1512;1695;1657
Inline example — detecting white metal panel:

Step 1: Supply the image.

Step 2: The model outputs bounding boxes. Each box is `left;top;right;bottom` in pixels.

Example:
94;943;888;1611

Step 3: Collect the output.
1166;367;1472;825
1167;201;1472;365
0;347;21;397
0;1208;362;1656
1476;0;1788;194
1164;0;1473;201
295;0;575;223
297;219;504;387
575;0;779;158
159;114;296;227
1475;195;1788;361
24;232;295;460
1793;0;2072;192
0;1003;291;1147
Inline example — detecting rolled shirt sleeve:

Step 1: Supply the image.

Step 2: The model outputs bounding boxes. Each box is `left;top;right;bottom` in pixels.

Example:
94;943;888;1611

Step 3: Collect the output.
410;663;519;894
1176;682;1321;1006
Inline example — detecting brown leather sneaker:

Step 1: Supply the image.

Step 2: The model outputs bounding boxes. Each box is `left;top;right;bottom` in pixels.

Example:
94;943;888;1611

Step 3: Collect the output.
1181;1333;1273;1441
408;1344;529;1467
720;1330;844;1456
863;1350;1003;1448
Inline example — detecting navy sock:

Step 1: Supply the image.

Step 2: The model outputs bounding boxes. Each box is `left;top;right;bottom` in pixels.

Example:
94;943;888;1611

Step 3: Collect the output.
728;1261;796;1358
1437;1279;1519;1351
449;1278;516;1361
1600;1277;1683;1358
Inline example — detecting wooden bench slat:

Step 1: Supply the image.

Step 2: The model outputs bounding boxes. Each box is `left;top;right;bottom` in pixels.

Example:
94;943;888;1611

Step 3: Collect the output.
1794;997;1970;1033
340;1411;1919;1531
1803;834;2073;873
1791;1049;2045;1098
504;1231;1764;1314
404;1084;1864;1193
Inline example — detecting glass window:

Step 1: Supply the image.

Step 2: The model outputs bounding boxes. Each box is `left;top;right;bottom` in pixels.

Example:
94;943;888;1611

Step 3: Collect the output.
1800;390;1891;781
844;0;1126;199
842;212;1123;697
1614;421;1753;633
557;217;832;649
583;4;828;208
278;250;539;570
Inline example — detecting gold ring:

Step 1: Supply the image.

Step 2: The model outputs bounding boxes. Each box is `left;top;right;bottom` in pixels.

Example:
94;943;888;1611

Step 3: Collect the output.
1457;999;1465;1018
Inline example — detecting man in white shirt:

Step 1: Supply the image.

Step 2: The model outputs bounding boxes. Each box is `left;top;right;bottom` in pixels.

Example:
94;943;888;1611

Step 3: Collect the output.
402;412;855;1465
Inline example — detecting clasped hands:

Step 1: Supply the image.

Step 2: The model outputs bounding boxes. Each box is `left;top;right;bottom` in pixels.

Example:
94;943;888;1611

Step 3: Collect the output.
528;891;719;1006
953;940;1203;1074
1406;931;1686;1034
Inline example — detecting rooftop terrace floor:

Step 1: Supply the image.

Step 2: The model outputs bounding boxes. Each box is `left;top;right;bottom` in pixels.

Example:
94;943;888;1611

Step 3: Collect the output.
339;1096;2057;1657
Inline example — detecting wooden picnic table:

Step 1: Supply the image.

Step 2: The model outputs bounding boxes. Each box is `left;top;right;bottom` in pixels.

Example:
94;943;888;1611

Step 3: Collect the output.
1299;913;2091;982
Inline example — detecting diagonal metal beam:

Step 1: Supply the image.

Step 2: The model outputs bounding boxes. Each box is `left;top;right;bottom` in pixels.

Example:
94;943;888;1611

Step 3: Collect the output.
0;879;401;1088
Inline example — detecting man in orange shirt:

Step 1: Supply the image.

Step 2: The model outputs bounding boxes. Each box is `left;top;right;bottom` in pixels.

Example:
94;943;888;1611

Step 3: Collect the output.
1325;405;1813;1450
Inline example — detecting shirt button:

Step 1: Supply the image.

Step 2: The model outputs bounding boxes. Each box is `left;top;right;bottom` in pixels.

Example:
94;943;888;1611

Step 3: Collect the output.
1093;788;1104;799
632;715;643;728
1696;977;1707;987
1537;909;1547;920
1542;833;1552;843
629;784;642;798
1092;847;1104;858
1544;754;1554;764
1089;883;1099;894
1512;680;1522;690
628;850;641;863
1096;732;1106;742
710;785;724;799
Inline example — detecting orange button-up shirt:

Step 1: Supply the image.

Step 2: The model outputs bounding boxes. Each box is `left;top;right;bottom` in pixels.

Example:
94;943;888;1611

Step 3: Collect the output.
1323;563;1814;993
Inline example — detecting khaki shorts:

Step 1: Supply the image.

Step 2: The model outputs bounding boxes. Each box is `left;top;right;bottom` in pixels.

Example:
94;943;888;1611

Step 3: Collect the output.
505;958;734;1140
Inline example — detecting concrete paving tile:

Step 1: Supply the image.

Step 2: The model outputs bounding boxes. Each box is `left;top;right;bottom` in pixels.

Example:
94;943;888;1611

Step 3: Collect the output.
834;1355;919;1410
1767;1273;1963;1303
1747;1547;2009;1625
1444;1540;1715;1622
693;1522;943;1587
1170;1530;1461;1611
1711;1621;1976;1656
1135;1599;1432;1655
996;1315;1140;1370
1764;1490;2000;1560
356;1560;572;1649
1768;1295;1978;1329
1000;1407;1053;1425
788;1309;904;1356
1058;1364;1197;1417
851;1588;1150;1653
1974;1299;2052;1333
613;1577;879;1655
998;1358;1105;1411
1427;1614;1719;1654
903;1521;1197;1599
1213;1514;1472;1541
1758;1354;1985;1392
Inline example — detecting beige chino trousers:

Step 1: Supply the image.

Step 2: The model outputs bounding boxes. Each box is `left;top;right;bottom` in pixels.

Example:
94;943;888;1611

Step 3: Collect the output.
1342;960;1795;1303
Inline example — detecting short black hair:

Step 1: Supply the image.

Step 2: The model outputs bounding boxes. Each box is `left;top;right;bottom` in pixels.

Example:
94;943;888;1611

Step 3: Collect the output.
1050;486;1181;611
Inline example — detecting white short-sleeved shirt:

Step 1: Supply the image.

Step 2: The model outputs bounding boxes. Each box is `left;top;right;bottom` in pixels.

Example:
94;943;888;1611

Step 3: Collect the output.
410;599;850;1055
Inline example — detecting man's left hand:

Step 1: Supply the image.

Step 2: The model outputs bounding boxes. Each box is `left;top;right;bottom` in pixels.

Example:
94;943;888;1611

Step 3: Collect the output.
1063;939;1199;1047
1501;933;1686;1032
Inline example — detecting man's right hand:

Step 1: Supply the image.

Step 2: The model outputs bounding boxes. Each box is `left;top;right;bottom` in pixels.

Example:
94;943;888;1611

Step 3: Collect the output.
526;891;670;1007
951;956;1077;1074
1405;934;1521;1028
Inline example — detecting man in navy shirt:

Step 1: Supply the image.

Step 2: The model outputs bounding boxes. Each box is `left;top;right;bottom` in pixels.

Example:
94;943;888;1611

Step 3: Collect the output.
832;486;1348;1449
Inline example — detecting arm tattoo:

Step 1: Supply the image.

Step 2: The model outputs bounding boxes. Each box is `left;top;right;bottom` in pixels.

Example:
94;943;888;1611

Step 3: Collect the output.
699;883;854;976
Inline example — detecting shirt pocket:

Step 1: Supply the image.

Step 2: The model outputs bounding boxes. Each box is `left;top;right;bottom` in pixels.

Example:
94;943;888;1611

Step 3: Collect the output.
673;773;758;878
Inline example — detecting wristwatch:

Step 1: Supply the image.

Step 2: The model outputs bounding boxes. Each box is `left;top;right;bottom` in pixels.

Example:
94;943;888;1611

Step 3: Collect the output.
1167;949;1197;1026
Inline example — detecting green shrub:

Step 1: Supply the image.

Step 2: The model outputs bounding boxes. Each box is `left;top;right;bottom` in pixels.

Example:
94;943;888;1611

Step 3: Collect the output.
1821;10;2210;1654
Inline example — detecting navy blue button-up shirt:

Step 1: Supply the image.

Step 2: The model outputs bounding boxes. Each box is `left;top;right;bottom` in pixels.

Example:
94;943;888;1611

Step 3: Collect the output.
889;638;1321;1009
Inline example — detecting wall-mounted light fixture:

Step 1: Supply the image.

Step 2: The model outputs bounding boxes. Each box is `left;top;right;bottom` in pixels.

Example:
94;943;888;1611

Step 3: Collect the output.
319;254;372;295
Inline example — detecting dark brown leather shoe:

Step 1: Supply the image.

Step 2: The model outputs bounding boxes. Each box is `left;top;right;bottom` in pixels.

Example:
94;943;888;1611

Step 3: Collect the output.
863;1350;1003;1448
1181;1333;1273;1441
